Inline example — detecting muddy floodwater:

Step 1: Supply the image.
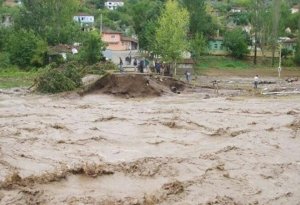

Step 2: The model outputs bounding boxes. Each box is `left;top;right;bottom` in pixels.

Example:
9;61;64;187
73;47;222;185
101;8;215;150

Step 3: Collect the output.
0;88;300;204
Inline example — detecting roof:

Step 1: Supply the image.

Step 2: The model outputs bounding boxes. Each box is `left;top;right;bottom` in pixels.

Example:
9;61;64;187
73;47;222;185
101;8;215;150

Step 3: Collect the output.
106;0;124;2
48;44;79;55
121;36;138;43
281;38;297;43
102;27;122;34
292;5;300;9
74;13;94;17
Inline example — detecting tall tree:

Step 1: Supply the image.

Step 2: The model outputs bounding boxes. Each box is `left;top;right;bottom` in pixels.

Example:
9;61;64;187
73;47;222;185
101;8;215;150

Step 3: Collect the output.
16;0;80;45
224;28;249;59
79;31;105;65
155;0;189;75
250;0;271;65
271;0;281;66
295;3;300;66
124;0;165;50
181;0;217;37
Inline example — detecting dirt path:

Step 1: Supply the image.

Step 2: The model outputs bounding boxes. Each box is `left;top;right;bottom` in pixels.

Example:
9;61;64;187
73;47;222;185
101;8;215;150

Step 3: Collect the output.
0;80;300;204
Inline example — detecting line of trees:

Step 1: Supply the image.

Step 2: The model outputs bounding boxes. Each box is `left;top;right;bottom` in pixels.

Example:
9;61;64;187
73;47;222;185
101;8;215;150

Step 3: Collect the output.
0;0;105;69
1;0;300;70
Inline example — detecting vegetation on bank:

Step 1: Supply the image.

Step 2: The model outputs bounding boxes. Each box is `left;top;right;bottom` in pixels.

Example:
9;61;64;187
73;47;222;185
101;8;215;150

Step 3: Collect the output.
0;68;38;89
0;0;299;92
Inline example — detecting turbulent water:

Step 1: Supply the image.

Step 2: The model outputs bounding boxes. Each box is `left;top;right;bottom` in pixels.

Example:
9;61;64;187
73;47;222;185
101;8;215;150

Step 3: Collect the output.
0;87;300;204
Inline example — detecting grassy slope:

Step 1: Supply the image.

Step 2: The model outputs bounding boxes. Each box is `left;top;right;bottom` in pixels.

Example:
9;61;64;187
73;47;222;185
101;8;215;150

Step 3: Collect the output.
196;56;300;77
0;69;37;89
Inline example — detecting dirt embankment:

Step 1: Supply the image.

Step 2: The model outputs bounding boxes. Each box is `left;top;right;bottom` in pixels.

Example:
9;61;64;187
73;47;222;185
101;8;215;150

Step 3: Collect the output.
81;74;186;98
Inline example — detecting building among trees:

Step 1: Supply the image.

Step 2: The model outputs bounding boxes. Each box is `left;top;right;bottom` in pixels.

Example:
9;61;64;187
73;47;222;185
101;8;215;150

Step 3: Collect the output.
104;0;124;10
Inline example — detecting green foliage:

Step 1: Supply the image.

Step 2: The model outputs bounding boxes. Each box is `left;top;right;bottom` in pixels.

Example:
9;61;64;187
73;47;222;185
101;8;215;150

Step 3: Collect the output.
16;0;81;45
0;28;11;51
181;0;217;37
190;33;207;63
121;0;165;50
87;0;105;9
79;31;105;65
155;0;189;63
6;29;47;68
36;68;76;93
63;64;82;87
231;12;250;25
82;61;118;75
0;52;10;68
0;68;38;89
30;39;48;67
282;58;296;67
281;48;293;59
197;56;250;70
295;43;300;66
224;28;249;59
36;64;83;93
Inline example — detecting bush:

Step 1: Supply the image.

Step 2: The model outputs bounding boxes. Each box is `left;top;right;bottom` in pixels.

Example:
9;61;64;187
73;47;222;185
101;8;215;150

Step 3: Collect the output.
63;64;82;87
282;58;296;67
82;61;117;75
0;52;11;69
224;28;249;59
79;31;105;65
6;29;47;68
295;42;300;66
36;65;82;93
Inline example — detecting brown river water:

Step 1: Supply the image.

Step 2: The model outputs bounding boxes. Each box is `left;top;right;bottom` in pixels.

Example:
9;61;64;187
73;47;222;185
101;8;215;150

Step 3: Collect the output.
0;86;300;204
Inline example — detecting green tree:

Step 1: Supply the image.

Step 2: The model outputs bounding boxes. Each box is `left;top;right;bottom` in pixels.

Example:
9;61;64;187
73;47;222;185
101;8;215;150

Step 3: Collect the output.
155;0;189;75
16;0;81;45
79;31;105;64
181;0;217;37
6;29;47;68
224;28;249;59
127;0;165;50
295;5;300;66
190;33;207;64
249;0;271;64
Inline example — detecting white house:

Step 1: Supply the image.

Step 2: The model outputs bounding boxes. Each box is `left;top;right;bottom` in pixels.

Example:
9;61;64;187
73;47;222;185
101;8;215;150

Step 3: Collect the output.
105;0;124;10
73;13;94;27
291;5;299;14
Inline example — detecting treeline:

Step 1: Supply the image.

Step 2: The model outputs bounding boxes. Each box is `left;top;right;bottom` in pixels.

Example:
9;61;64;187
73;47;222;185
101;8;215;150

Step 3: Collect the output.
0;0;104;69
0;0;300;70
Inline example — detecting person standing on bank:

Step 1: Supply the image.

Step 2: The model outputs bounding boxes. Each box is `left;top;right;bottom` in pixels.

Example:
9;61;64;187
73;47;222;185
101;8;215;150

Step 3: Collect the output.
253;75;259;89
185;70;191;82
119;57;123;73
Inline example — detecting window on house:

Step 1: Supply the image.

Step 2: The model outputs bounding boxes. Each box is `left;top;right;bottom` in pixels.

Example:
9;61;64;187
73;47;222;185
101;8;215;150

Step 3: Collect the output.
220;43;224;50
111;35;115;38
214;44;218;49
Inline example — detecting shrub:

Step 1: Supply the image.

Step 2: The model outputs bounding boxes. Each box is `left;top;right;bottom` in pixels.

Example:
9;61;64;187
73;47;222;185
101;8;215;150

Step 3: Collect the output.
6;29;47;68
0;52;11;69
224;28;249;59
36;64;83;93
295;42;300;66
81;61;117;75
282;58;296;67
63;64;82;87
